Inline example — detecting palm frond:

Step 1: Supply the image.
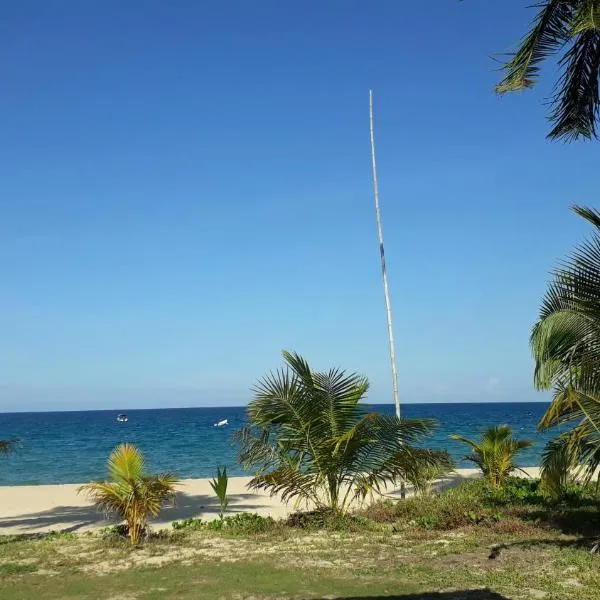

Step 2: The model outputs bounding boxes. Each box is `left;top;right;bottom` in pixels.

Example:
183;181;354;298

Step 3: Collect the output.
573;205;600;230
548;28;600;141
496;1;574;93
496;1;600;141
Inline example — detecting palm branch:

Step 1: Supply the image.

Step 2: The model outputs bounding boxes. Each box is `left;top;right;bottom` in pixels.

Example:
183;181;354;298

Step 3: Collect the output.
533;205;600;497
497;1;600;141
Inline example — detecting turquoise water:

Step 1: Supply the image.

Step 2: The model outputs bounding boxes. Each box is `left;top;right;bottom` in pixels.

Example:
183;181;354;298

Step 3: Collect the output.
0;403;555;485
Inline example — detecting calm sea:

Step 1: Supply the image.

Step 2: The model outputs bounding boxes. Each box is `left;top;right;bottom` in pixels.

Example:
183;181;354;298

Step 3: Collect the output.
0;403;557;485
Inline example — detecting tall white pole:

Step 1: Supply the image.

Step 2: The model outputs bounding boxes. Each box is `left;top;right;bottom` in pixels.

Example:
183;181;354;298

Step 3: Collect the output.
369;90;401;420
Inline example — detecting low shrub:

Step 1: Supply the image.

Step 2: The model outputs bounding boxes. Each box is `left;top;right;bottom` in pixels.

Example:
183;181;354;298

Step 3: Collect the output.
172;512;276;534
361;476;599;532
286;509;377;532
172;518;204;531
100;524;131;539
221;512;276;533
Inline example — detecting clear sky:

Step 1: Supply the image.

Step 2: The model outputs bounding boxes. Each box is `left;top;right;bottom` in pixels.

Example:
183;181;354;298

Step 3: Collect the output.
1;1;597;411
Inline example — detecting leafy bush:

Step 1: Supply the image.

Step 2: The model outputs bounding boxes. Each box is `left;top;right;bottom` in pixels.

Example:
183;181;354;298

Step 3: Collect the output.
101;524;132;539
286;509;376;532
172;518;204;531
173;513;276;534
483;476;544;506
361;476;598;532
221;512;275;533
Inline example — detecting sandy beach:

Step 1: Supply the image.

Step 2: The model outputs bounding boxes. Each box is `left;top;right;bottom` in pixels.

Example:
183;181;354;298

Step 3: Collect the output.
0;467;541;536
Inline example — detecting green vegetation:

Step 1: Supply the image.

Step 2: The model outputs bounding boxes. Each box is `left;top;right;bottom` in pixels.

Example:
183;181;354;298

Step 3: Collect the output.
363;477;600;535
450;425;533;490
236;351;452;513
209;465;229;519
2;478;600;599
531;206;600;498
79;443;178;545
173;512;276;534
497;1;600;141
403;461;454;497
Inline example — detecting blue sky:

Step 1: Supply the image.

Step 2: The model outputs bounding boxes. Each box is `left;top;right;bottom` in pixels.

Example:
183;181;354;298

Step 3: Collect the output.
1;1;597;411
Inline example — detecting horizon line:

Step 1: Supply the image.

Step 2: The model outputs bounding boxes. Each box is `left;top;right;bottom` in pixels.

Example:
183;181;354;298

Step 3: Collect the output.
0;399;551;415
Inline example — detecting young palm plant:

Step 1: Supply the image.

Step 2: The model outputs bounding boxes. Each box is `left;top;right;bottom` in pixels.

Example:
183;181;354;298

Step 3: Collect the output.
235;351;452;514
210;466;229;519
532;206;600;496
80;444;177;545
450;426;532;490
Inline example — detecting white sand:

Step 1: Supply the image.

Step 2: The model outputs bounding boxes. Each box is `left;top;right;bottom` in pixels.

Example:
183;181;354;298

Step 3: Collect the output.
0;467;541;536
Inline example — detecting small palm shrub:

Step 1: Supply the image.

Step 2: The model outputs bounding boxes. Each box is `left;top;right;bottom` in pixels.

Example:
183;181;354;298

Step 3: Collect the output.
236;351;452;514
80;443;177;545
450;425;532;490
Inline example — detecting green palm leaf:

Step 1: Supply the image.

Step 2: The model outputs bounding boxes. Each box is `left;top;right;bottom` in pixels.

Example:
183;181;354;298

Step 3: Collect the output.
497;1;600;141
532;205;600;496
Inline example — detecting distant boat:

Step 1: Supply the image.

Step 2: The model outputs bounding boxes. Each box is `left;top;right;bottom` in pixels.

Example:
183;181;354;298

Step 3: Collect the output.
116;414;128;423
214;419;228;428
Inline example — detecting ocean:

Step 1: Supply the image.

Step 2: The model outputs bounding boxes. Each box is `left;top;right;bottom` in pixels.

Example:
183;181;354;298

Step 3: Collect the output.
0;403;557;485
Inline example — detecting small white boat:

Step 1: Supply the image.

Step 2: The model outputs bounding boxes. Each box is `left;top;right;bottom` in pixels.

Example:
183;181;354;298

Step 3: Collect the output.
116;414;128;423
214;419;228;428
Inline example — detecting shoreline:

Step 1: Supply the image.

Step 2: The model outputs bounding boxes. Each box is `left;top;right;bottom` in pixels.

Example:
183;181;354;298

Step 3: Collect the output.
0;468;541;536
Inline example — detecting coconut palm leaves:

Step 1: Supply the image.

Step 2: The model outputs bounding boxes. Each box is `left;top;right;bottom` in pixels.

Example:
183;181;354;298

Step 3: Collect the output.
235;351;452;513
497;1;600;141
450;426;533;490
532;206;600;496
80;444;177;545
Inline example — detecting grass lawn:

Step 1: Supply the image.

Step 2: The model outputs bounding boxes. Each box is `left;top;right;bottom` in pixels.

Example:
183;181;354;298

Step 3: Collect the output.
0;524;599;599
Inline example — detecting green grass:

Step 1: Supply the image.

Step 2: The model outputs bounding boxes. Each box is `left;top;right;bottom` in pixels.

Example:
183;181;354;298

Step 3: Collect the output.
1;525;599;599
1;479;599;599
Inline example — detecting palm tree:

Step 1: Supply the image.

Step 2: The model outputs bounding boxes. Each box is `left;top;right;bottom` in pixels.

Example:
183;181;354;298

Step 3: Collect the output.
531;205;600;494
497;1;600;141
80;444;177;545
450;425;533;490
235;351;452;514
